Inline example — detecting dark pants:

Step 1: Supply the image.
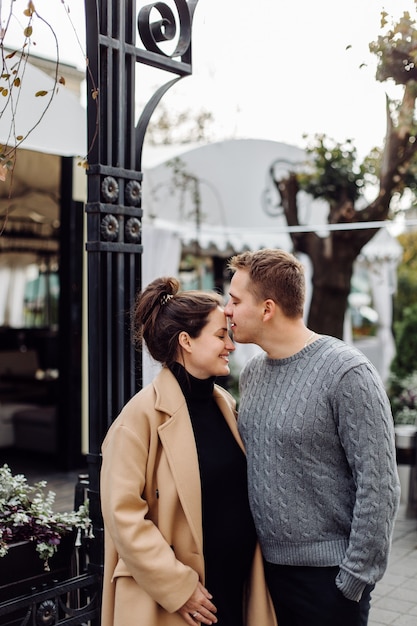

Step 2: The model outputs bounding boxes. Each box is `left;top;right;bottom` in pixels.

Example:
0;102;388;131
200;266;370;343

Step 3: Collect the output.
264;562;375;626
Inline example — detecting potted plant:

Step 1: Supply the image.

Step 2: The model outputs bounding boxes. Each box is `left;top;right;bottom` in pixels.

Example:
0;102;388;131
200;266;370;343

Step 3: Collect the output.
388;370;417;427
0;463;91;574
387;371;417;516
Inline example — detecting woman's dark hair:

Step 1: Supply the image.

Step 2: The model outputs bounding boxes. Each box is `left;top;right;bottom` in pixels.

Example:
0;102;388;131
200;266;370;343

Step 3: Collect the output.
132;277;223;366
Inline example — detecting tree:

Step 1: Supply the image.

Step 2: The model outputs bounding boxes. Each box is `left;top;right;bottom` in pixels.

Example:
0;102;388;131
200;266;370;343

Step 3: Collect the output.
0;0;94;191
145;102;214;146
394;230;417;323
272;6;417;339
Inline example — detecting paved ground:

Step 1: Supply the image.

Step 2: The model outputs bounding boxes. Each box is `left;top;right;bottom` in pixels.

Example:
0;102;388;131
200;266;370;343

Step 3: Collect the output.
369;504;417;626
2;450;417;624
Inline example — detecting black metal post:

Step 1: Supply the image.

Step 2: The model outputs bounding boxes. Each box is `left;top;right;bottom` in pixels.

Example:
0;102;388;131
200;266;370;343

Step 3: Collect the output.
84;0;200;616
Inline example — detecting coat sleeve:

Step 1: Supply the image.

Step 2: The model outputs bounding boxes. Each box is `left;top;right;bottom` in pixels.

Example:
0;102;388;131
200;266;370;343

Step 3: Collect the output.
101;412;199;613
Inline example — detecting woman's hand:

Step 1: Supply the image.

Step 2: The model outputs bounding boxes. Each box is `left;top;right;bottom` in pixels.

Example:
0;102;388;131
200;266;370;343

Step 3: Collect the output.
177;581;218;625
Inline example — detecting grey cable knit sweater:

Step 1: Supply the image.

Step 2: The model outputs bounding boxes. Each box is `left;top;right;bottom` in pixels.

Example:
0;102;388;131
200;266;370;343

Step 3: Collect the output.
238;335;400;603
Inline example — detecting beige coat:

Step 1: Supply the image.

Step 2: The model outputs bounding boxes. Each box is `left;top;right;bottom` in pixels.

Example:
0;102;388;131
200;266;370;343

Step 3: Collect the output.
100;367;277;626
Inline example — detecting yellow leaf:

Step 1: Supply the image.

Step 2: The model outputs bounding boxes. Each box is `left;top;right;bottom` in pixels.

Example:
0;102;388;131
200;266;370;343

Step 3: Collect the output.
35;90;48;97
24;26;33;37
24;1;35;16
1;88;8;97
16;135;23;141
91;89;99;100
13;78;21;87
5;51;16;59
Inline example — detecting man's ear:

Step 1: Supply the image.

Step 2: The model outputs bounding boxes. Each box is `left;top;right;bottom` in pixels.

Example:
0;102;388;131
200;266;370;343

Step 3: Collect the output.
263;299;275;321
178;331;192;353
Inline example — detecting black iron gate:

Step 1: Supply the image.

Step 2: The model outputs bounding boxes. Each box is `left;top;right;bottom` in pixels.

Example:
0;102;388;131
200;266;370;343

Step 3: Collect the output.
0;1;199;624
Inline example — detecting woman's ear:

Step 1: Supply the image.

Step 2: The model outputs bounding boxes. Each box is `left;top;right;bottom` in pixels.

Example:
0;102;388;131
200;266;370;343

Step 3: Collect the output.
178;331;192;353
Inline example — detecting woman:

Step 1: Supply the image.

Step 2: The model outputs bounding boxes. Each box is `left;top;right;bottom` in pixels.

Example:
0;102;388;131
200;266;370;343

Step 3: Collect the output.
100;277;276;626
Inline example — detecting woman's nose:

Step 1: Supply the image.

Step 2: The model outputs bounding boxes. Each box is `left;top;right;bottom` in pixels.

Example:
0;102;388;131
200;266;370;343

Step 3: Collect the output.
226;335;235;351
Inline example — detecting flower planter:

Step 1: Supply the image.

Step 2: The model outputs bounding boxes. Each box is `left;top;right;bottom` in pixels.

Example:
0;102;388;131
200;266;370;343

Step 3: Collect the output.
0;532;76;604
395;425;417;518
0;464;91;625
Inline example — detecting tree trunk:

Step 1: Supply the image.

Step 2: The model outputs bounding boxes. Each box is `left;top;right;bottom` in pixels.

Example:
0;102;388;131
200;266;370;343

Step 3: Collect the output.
276;175;387;340
302;233;357;339
308;284;350;339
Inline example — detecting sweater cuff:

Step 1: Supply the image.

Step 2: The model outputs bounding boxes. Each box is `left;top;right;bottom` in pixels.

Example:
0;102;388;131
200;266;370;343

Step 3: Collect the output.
335;569;366;602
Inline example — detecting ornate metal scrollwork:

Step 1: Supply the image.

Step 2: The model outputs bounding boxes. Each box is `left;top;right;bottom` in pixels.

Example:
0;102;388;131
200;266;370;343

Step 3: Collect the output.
138;0;192;58
134;1;199;170
262;159;304;217
0;573;99;626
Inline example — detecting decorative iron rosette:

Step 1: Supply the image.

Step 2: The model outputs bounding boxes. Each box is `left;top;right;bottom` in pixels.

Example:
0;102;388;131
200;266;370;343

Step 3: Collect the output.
36;599;57;626
101;176;119;203
125;217;142;243
100;214;119;241
125;180;142;206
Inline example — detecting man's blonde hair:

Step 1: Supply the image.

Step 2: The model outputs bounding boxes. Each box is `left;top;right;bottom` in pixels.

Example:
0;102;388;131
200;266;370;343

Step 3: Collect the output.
228;249;305;318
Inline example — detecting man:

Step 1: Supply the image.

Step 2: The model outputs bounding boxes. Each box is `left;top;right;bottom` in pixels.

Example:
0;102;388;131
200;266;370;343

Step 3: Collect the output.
224;248;400;626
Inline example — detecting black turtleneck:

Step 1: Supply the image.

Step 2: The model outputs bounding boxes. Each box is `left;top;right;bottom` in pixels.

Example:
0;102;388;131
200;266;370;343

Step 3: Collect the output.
170;363;256;626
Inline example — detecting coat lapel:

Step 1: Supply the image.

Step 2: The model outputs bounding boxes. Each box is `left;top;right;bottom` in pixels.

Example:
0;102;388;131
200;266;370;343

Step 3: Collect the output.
213;387;244;453
154;369;203;553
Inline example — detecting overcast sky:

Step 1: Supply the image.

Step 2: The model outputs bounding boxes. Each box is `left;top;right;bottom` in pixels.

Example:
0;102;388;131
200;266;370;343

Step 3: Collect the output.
3;0;416;159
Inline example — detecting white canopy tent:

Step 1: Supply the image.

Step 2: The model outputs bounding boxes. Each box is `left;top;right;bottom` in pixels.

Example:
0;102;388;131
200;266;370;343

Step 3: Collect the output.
354;227;403;383
142;138;318;236
141;139;403;381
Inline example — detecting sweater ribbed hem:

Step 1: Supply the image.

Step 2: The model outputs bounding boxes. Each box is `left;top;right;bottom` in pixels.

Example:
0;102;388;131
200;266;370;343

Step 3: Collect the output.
261;538;349;567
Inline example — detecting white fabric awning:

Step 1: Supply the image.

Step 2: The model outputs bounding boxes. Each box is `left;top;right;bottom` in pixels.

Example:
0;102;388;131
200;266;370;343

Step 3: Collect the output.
358;227;403;263
144;218;292;257
0;60;86;157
